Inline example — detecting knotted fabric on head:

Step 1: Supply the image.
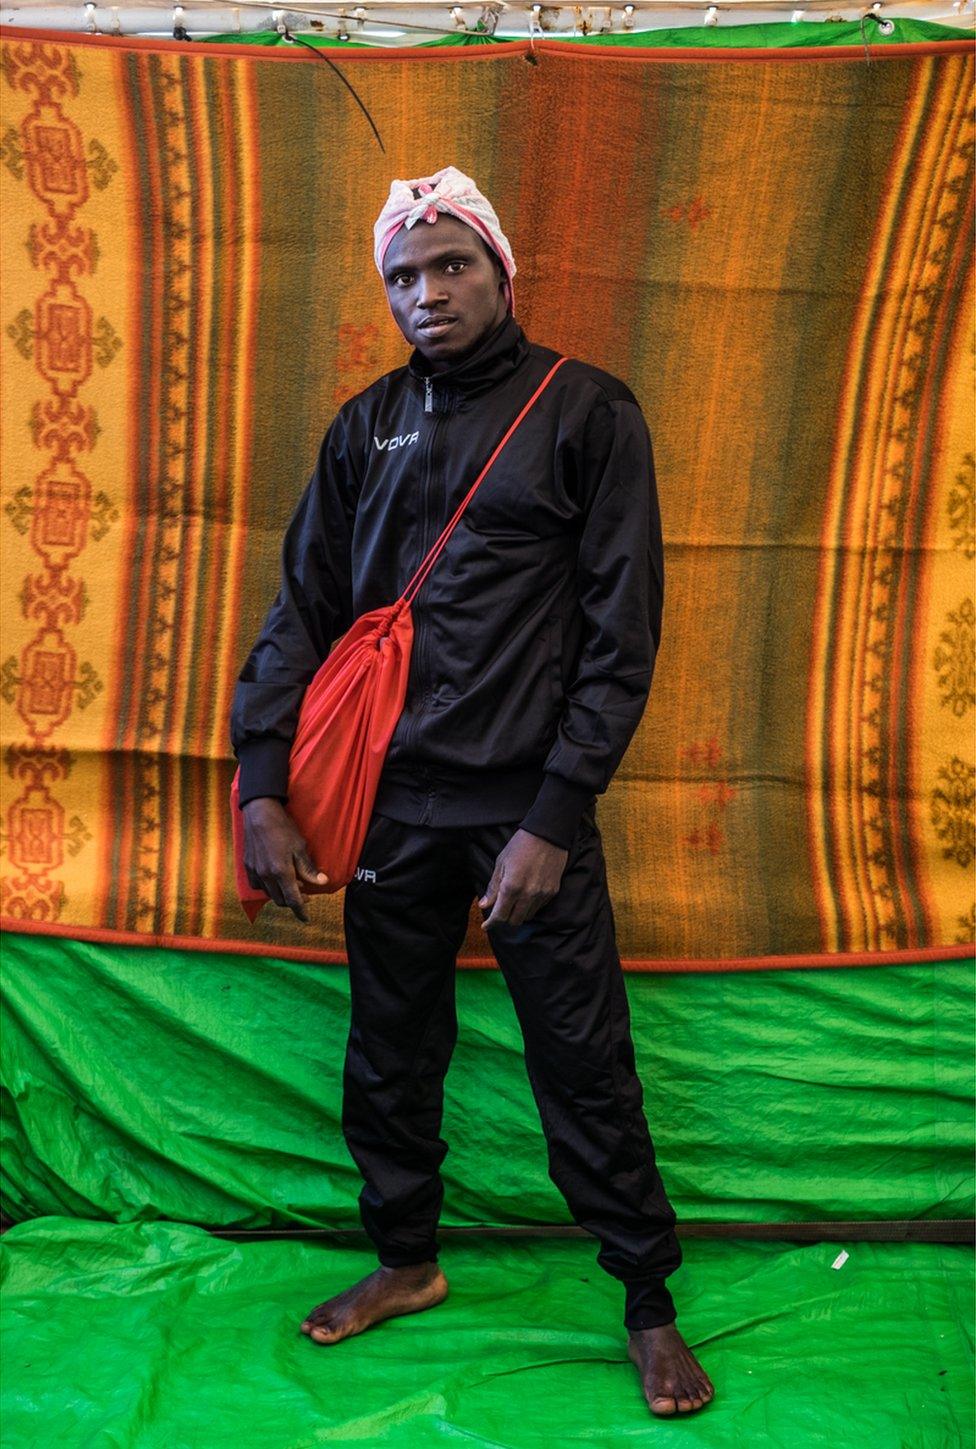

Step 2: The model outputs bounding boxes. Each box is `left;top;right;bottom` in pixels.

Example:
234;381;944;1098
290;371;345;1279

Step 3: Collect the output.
373;165;517;314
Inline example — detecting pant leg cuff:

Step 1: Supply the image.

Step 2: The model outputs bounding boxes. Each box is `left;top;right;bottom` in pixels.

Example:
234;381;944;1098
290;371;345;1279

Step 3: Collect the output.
623;1278;677;1331
377;1247;439;1268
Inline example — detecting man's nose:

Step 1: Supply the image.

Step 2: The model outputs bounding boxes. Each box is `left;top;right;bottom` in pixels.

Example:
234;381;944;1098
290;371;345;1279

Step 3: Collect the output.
416;271;448;308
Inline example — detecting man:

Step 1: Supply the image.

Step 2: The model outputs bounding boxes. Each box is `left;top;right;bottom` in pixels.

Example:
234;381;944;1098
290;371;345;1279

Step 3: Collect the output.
231;166;714;1418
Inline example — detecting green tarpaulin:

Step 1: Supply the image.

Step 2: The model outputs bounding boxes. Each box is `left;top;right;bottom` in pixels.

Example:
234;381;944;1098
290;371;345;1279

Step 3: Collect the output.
2;1220;972;1446
3;934;973;1229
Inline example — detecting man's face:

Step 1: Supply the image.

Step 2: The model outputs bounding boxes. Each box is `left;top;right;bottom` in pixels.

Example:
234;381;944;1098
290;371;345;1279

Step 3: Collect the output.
382;213;509;372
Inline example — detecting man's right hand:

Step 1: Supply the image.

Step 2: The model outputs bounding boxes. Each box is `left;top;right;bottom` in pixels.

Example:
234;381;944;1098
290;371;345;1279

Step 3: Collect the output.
242;797;328;924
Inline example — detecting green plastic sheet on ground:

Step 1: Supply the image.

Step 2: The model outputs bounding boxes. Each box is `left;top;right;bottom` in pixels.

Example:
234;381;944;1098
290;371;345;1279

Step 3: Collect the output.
2;933;973;1228
1;1219;972;1446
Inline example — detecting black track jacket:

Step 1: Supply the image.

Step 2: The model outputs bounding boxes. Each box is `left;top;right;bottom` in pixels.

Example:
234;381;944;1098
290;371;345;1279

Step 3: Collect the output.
230;312;664;852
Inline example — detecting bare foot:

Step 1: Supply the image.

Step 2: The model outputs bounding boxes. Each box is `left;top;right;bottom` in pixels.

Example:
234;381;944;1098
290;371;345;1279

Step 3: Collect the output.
299;1261;448;1345
627;1322;715;1416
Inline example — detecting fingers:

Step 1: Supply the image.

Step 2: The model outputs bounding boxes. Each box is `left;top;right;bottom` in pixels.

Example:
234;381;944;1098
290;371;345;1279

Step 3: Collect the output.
277;873;310;922
295;848;328;888
478;865;501;929
482;893;512;930
486;898;539;929
481;884;552;930
245;860;310;922
240;797;311;914
480;861;557;930
479;832;569;930
480;854;558;927
478;865;501;913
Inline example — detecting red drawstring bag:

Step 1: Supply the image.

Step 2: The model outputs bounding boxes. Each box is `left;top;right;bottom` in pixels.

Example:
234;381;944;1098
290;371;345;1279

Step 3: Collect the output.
230;355;568;922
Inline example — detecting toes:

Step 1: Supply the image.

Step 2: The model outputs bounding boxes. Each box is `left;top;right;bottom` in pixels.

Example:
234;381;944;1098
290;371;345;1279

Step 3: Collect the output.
649;1396;678;1416
676;1383;706;1412
683;1354;714;1402
684;1375;704;1396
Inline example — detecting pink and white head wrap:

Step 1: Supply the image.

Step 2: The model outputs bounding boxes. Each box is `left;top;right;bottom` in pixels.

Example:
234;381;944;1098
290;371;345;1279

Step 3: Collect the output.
373;165;517;315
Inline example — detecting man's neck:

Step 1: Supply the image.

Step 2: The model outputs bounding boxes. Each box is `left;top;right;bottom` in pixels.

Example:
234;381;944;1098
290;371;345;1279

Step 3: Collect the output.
407;312;528;404
422;310;511;374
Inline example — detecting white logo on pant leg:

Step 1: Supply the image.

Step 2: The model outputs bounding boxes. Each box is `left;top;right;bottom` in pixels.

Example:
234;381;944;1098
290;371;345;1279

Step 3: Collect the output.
374;432;419;452
355;867;377;883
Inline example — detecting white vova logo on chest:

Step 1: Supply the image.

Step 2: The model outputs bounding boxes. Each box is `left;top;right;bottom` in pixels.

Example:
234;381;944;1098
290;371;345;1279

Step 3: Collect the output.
374;430;419;453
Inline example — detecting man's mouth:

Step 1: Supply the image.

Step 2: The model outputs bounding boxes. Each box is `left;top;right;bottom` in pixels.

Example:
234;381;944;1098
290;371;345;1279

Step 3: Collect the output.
417;317;457;336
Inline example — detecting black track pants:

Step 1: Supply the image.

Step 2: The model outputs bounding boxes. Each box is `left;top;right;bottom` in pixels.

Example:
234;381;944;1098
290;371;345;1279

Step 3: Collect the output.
341;806;683;1330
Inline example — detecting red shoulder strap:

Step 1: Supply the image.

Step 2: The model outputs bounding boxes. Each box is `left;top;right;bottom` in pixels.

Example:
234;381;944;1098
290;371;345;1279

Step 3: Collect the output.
399;355;569;608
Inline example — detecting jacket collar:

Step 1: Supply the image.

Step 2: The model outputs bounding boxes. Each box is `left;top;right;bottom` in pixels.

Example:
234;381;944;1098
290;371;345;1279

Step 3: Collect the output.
407;312;530;407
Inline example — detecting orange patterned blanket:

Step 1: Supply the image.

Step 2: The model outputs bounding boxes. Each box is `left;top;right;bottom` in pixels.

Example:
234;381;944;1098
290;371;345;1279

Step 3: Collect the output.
1;30;972;969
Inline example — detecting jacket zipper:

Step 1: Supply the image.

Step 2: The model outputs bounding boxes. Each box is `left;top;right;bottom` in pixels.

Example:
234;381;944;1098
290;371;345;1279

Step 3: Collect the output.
402;376;445;761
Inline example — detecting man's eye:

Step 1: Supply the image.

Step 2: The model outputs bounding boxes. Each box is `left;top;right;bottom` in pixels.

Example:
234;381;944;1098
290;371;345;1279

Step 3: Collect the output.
390;260;460;285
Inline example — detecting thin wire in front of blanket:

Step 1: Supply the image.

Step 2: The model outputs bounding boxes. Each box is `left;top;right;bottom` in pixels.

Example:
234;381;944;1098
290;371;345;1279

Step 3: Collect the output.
280;21;387;151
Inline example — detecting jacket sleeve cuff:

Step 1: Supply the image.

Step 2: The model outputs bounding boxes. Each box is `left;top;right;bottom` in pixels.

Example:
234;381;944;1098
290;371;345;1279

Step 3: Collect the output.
518;773;595;851
235;738;292;809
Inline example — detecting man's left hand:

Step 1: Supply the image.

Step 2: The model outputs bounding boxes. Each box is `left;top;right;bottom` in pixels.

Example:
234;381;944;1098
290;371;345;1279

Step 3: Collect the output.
479;829;569;930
